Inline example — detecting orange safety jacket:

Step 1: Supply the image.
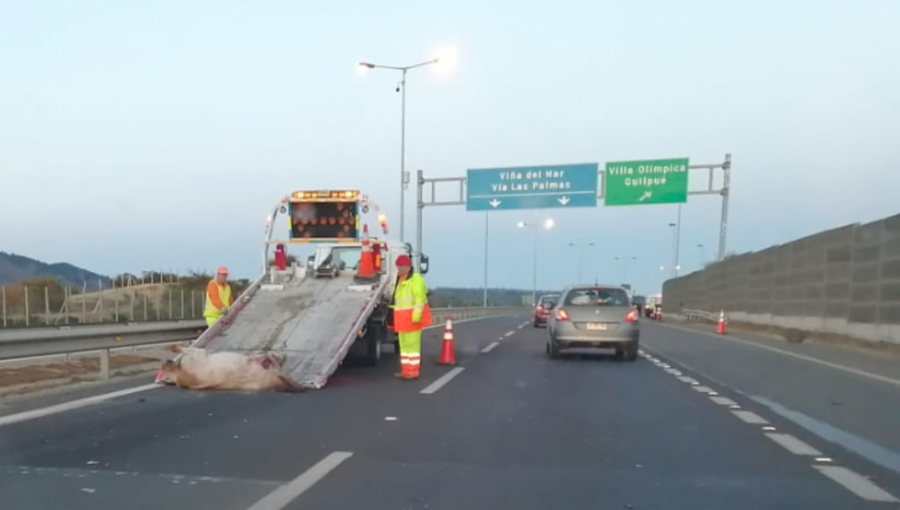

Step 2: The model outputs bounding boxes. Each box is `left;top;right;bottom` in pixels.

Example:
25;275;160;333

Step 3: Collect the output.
391;272;432;332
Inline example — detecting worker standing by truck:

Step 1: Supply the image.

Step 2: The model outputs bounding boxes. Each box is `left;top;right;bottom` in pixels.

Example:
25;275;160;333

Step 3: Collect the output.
391;255;432;379
203;266;234;327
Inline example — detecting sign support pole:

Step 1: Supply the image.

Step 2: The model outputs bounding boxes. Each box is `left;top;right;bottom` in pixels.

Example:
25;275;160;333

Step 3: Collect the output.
718;153;732;261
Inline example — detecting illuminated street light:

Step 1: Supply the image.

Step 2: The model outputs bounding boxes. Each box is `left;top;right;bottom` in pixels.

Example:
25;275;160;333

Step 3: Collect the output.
356;52;454;257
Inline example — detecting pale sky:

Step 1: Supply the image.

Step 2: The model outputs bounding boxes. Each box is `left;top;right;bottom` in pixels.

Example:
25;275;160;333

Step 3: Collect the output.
1;0;898;296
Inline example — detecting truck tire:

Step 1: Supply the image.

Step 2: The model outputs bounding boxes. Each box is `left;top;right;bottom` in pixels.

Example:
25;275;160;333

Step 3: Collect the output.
364;332;382;367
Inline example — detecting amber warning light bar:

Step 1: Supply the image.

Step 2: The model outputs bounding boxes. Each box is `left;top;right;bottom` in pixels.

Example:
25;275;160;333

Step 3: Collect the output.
291;190;359;201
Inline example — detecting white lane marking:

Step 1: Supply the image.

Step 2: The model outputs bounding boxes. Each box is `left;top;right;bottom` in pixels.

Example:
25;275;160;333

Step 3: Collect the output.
246;451;353;510
420;367;466;395
813;466;899;503
677;376;699;384
384;417;397;421
763;426;777;431
503;331;515;338
692;385;714;393
481;342;500;353
731;410;769;424
710;396;738;406
765;433;822;456
0;384;158;428
662;323;900;389
517;324;525;330
815;457;834;463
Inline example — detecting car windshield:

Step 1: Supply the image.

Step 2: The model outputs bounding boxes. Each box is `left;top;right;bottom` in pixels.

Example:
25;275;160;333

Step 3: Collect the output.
540;296;559;306
564;287;630;307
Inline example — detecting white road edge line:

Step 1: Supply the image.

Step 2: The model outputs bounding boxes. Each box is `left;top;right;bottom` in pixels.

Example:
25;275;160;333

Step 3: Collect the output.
765;433;822;456
481;342;500;353
246;451;353;510
662;323;900;389
692;386;714;393
813;465;899;503
677;376;699;384
420;367;466;395
731;410;770;425
0;384;159;428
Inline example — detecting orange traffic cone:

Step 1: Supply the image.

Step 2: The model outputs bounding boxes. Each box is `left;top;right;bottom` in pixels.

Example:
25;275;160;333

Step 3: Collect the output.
717;310;727;334
154;369;165;384
354;225;377;283
437;318;456;365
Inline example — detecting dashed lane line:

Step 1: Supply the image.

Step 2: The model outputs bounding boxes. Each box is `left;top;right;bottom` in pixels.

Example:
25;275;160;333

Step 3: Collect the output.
813;466;899;503
677;376;699;384
504;331;515;338
765;433;823;456
246;451;354;510
642;345;900;504
709;396;738;406
481;342;500;353
692;385;714;393
732;410;770;425
659;323;900;389
420;367;466;395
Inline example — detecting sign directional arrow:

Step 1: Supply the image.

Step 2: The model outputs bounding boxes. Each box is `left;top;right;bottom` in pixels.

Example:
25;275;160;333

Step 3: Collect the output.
558;196;570;206
489;199;502;208
638;191;652;202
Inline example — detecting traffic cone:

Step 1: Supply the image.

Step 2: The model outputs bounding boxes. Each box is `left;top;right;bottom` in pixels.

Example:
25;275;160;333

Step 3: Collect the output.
717;310;727;334
354;225;377;283
154;369;165;384
437;318;456;365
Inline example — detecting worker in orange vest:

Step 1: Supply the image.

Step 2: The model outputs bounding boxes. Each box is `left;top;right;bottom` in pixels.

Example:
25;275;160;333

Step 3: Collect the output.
203;266;234;326
391;255;432;379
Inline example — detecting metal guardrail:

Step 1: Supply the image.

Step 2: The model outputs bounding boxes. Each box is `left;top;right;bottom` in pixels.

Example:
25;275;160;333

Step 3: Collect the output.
0;307;528;379
681;309;719;323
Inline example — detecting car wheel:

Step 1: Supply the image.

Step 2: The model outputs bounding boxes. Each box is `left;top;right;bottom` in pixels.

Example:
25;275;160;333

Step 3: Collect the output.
548;338;561;359
623;342;639;362
534;321;539;328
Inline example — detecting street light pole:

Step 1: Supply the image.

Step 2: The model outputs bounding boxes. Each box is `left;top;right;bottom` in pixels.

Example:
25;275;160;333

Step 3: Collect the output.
674;204;683;277
519;219;555;306
569;242;594;283
357;58;440;245
697;243;705;270
669;222;678;279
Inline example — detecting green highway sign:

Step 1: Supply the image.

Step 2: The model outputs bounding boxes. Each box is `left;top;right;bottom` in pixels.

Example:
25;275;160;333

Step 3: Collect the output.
604;158;690;206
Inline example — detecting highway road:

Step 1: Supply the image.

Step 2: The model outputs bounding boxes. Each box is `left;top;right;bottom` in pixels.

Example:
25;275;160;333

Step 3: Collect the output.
1;315;899;509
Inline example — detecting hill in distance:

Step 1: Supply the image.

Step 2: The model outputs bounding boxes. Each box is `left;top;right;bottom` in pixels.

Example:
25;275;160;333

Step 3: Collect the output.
0;251;111;287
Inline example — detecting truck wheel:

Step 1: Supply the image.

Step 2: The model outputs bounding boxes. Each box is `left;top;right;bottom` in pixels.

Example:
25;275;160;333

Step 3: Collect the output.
365;330;382;367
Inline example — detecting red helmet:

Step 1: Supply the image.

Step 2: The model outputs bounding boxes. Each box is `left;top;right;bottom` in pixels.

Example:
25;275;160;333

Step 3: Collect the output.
395;255;412;267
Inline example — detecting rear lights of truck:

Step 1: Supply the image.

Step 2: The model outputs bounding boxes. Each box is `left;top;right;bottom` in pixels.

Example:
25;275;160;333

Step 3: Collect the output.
556;308;569;321
625;309;638;323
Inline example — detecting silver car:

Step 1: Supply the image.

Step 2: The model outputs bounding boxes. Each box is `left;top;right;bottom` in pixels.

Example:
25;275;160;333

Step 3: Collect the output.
546;284;640;361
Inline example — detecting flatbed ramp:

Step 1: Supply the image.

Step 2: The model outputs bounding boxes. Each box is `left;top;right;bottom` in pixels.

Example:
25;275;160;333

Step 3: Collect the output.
204;273;386;388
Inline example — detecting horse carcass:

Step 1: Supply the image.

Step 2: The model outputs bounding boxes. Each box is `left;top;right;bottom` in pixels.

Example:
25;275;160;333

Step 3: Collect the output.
159;345;305;392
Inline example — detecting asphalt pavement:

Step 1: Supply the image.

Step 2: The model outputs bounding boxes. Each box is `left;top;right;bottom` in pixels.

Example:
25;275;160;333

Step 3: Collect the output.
1;315;899;509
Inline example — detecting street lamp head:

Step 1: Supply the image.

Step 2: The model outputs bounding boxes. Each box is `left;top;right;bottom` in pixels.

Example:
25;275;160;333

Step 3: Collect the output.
356;62;375;74
544;218;555;229
433;46;458;73
517;221;527;228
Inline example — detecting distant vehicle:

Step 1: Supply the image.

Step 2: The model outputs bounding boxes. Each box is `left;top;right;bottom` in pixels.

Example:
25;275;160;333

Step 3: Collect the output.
547;284;639;361
632;295;646;314
533;294;560;328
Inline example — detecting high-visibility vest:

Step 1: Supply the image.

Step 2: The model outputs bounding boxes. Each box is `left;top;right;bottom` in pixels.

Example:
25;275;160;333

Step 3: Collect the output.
391;273;432;332
203;280;233;321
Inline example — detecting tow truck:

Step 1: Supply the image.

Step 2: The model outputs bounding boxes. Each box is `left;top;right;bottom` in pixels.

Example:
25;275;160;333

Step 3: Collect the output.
183;189;429;389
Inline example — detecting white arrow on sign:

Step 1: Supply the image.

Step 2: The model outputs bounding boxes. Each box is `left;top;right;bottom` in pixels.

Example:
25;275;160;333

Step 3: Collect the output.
638;191;652;202
489;199;502;208
558;196;570;206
